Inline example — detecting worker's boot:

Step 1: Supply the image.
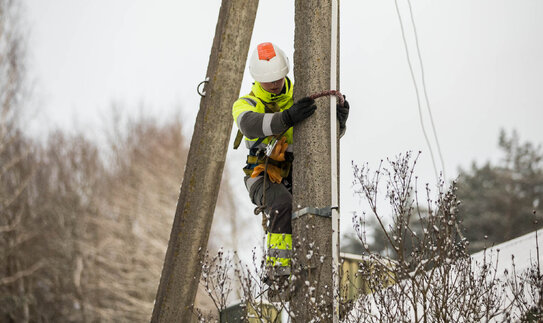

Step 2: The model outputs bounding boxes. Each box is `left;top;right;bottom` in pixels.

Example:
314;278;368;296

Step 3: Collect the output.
265;273;291;302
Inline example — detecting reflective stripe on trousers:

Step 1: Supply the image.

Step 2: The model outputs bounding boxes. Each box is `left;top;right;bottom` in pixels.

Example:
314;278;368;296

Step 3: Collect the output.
266;232;292;276
244;175;293;277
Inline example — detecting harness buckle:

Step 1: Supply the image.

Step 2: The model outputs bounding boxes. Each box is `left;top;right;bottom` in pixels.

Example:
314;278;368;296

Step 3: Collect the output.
265;137;279;157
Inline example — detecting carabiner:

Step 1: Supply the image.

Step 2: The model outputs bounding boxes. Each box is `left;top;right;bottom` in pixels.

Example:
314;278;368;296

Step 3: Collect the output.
265;137;279;157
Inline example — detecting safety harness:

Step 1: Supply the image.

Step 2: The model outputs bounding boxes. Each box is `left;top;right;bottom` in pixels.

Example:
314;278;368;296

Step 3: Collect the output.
233;90;345;233
233;90;293;180
243;151;292;178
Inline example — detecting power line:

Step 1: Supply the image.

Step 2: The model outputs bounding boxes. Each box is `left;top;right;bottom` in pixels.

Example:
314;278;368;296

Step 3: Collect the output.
406;0;446;181
393;0;441;184
395;0;462;241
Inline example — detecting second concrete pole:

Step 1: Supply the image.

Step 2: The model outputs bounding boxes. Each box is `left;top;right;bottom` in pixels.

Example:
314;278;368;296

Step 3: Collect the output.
151;1;259;321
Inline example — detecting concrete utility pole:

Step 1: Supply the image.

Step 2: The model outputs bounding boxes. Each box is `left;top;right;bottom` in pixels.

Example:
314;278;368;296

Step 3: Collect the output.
151;1;258;321
291;0;340;322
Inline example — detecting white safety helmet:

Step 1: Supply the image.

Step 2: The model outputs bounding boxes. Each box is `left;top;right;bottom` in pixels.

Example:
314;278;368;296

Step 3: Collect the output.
248;42;289;83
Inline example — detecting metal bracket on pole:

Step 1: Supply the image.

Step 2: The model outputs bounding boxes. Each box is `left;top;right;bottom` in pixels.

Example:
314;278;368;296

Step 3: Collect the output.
197;76;210;97
292;206;338;220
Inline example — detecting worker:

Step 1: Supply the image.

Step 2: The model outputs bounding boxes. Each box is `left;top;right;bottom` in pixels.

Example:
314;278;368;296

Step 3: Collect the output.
232;42;349;292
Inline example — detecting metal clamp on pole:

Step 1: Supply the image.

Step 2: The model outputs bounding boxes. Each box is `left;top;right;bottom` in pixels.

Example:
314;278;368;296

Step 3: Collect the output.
292;206;338;220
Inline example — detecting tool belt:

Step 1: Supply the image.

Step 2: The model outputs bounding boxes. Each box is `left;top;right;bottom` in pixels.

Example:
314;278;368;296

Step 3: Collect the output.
243;150;293;179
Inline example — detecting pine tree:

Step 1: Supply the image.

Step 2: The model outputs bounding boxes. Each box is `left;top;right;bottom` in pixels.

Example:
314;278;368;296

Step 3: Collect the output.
457;130;543;252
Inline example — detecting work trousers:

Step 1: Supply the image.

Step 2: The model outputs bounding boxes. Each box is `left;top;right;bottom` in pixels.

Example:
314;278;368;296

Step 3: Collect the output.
245;174;292;277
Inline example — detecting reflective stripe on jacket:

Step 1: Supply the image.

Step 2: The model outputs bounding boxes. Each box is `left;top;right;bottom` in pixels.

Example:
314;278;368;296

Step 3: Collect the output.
232;77;294;148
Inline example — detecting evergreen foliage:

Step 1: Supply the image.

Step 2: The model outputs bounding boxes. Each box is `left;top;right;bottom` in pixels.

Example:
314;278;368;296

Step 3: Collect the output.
343;130;543;255
457;130;543;252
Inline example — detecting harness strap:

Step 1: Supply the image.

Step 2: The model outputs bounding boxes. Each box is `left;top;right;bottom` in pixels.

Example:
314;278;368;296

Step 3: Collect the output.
233;91;281;150
233;130;244;149
243;158;292;178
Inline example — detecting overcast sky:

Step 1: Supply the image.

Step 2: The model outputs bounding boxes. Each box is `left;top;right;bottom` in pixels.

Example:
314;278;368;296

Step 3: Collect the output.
23;0;543;249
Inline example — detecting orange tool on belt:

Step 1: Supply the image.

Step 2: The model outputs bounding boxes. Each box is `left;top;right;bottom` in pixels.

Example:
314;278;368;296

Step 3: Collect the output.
250;136;288;183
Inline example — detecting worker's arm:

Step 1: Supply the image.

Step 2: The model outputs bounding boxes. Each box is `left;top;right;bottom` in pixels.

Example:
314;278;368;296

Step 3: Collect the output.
236;111;286;139
233;97;316;139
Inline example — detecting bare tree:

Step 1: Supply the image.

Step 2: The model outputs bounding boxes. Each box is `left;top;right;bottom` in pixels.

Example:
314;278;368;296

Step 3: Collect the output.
0;1;42;321
0;1;248;320
84;112;239;321
345;152;541;322
194;152;542;322
26;131;105;321
0;133;37;323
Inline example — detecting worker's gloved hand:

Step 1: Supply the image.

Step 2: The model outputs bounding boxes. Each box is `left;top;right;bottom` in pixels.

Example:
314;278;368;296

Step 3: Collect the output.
281;97;316;127
337;96;350;137
250;164;283;183
269;137;288;161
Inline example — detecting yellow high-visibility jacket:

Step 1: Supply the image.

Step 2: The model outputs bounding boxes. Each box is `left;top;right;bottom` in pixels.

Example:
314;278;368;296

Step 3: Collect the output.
232;77;294;151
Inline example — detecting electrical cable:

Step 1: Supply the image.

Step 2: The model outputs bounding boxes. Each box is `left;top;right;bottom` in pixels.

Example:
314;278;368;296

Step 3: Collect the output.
394;1;464;241
394;0;443;184
406;0;446;181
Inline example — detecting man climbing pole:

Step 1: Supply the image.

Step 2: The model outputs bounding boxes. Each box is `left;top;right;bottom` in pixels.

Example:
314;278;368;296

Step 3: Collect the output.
232;42;350;295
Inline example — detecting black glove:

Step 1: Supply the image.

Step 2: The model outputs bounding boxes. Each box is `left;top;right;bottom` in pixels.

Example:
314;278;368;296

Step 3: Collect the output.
281;97;317;127
337;96;350;131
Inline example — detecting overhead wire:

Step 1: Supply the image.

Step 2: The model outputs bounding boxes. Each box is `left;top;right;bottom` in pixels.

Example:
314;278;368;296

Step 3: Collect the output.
406;0;446;181
404;1;466;242
395;1;463;241
393;0;446;184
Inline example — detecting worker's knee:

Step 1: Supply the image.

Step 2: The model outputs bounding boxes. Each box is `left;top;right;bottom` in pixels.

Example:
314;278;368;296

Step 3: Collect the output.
246;175;292;233
269;198;291;215
268;199;292;234
246;176;292;208
246;175;265;206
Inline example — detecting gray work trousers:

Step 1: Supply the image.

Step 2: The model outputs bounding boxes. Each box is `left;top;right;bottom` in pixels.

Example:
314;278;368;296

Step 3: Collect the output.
244;175;292;234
